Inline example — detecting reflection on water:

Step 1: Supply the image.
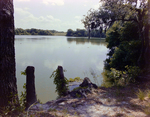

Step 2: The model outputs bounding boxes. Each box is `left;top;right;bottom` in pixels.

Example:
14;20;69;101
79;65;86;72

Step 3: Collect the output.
15;35;108;103
67;37;107;46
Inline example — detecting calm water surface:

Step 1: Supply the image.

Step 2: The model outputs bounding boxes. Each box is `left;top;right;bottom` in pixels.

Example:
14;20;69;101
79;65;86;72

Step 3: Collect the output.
15;35;108;103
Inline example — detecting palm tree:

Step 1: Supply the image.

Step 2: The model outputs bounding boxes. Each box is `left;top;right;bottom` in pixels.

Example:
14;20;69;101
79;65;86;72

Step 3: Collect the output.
0;0;19;108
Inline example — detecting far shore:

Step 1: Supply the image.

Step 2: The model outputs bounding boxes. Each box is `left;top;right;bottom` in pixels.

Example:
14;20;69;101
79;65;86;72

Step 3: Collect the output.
15;35;106;40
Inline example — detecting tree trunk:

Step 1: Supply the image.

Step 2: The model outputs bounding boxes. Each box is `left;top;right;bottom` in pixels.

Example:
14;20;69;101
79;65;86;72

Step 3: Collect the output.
148;0;150;32
147;0;150;66
0;0;19;108
143;0;150;68
88;25;91;39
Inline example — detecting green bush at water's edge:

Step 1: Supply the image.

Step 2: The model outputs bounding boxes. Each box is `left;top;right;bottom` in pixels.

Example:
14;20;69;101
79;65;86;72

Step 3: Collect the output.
102;22;142;87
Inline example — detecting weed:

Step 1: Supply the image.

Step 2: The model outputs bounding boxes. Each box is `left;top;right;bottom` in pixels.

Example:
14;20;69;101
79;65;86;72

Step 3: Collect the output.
73;86;88;91
90;68;100;86
21;70;26;75
136;89;145;101
143;104;150;115
68;77;82;82
114;89;121;97
62;108;69;117
48;108;57;112
76;93;82;98
37;99;42;104
115;113;124;117
39;106;43;111
147;90;150;99
116;98;124;102
50;67;68;97
0;83;27;116
74;111;79;116
72;104;76;108
19;83;27;108
130;103;139;109
101;66;140;88
107;98;111;102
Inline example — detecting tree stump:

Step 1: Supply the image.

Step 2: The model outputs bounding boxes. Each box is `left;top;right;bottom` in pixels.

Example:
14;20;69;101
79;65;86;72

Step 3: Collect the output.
57;66;68;96
26;66;37;110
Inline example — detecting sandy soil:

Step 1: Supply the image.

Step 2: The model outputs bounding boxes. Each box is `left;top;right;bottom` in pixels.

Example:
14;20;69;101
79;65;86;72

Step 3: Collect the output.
28;76;150;117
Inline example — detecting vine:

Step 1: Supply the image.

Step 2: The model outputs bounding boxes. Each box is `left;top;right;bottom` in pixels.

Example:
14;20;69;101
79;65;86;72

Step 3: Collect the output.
50;68;68;97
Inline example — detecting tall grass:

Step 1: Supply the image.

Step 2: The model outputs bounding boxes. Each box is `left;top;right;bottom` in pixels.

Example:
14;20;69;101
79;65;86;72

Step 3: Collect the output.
136;89;145;101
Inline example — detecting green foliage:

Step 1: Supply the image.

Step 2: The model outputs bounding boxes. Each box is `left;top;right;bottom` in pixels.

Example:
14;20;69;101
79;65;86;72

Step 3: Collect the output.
102;22;142;87
68;77;82;82
101;69;125;87
66;29;75;36
15;28;54;35
101;65;140;87
72;86;88;91
48;108;57;112
83;0;149;69
105;21;141;70
136;89;145;101
106;22;121;49
75;93;82;98
66;28;105;38
21;70;26;75
90;29;106;38
125;65;140;82
0;83;27;116
66;29;87;37
19;83;27;108
50;69;68;97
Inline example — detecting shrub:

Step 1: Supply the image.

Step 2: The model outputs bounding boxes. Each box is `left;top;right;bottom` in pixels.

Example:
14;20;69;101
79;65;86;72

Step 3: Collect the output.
136;89;145;101
101;66;140;87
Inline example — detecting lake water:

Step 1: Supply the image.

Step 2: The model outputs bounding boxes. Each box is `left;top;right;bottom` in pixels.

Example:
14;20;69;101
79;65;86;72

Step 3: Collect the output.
15;35;108;103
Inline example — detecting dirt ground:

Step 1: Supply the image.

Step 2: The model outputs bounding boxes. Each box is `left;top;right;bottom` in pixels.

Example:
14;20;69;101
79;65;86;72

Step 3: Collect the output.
28;75;150;117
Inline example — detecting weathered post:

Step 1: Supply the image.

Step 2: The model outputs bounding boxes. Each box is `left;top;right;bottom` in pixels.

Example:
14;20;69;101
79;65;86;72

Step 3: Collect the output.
57;66;68;96
26;66;37;110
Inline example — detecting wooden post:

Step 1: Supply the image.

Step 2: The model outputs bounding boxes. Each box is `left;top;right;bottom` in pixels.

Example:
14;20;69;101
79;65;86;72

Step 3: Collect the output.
26;66;37;110
57;66;68;96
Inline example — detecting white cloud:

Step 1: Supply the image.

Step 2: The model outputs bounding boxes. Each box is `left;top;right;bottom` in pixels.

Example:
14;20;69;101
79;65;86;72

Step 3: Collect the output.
15;7;31;16
14;7;85;31
14;7;62;30
75;16;81;19
42;0;64;6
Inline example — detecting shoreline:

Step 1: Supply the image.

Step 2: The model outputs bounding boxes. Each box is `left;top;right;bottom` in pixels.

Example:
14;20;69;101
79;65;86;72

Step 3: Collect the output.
28;76;150;117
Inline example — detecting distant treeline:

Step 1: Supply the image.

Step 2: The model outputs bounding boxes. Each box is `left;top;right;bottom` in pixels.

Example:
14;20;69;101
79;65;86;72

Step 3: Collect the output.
66;29;106;38
15;28;65;35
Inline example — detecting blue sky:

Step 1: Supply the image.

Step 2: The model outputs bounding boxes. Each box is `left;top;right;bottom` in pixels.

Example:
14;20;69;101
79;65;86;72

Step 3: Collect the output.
14;0;101;31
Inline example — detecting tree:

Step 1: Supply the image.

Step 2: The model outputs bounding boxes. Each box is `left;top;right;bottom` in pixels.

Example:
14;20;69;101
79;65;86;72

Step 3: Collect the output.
15;28;53;35
105;21;141;70
0;0;19;109
66;29;74;36
82;0;149;68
